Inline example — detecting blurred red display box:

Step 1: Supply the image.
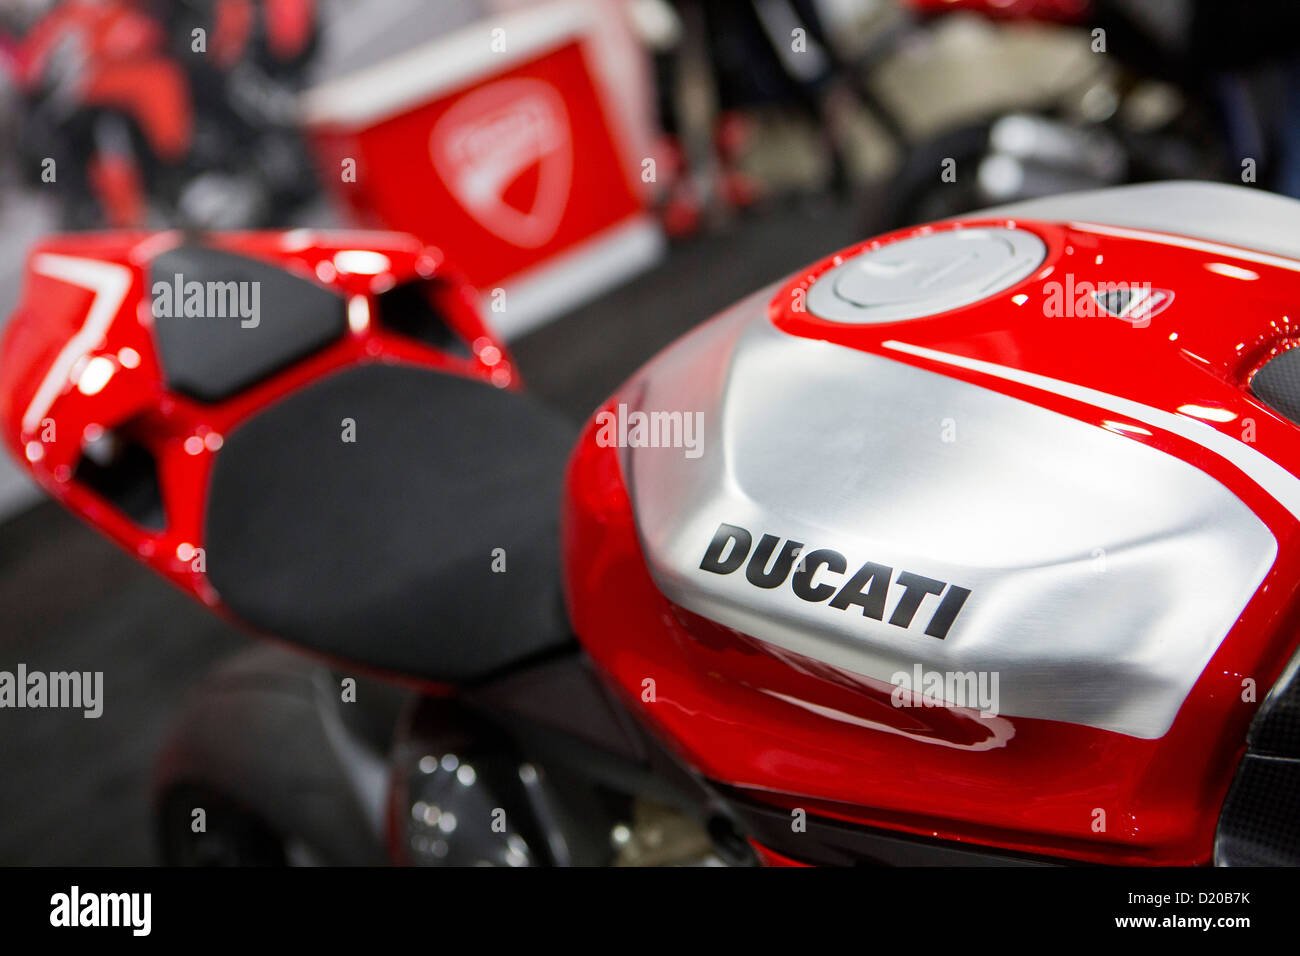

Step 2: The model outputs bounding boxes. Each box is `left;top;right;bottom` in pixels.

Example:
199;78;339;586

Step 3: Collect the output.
302;2;662;337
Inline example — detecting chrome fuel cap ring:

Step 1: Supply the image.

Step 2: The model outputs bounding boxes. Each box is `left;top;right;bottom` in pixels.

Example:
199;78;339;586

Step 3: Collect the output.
806;228;1046;324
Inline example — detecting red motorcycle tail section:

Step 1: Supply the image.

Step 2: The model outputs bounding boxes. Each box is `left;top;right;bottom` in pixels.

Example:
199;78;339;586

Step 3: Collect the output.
0;228;513;617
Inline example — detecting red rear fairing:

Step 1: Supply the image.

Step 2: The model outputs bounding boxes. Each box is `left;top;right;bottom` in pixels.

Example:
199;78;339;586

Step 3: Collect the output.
0;229;512;610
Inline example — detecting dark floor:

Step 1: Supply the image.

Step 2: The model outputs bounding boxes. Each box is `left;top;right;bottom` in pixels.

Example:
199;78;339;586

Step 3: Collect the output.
0;198;859;865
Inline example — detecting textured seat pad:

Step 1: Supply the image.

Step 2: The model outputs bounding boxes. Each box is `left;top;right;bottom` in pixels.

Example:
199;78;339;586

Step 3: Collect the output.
151;245;347;402
205;363;576;683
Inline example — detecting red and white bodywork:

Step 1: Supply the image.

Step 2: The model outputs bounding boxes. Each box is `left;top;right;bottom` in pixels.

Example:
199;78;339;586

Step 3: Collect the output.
563;182;1300;865
6;181;1299;867
0;229;511;605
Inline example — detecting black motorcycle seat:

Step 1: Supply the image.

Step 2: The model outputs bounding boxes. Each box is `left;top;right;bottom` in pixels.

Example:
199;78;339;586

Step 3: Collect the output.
204;362;576;684
150;245;348;402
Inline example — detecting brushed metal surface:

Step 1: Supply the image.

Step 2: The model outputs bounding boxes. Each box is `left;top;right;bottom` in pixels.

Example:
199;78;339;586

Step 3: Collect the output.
622;294;1277;739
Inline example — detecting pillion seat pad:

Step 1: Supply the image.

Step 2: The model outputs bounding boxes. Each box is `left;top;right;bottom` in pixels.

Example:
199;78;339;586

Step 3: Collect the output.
204;363;576;683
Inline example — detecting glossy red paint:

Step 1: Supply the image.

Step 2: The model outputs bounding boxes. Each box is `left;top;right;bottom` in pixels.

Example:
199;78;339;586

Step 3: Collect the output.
307;41;645;295
0;229;514;618
562;215;1300;866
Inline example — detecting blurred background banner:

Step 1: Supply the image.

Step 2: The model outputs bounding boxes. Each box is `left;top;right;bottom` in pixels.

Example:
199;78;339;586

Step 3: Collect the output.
302;1;664;338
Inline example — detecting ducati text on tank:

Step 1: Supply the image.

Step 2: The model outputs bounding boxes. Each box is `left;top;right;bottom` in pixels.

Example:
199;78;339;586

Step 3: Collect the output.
698;522;972;640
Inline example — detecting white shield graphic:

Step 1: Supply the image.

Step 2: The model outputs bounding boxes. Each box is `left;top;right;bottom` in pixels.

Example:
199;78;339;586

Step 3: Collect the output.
1092;287;1175;328
430;78;573;249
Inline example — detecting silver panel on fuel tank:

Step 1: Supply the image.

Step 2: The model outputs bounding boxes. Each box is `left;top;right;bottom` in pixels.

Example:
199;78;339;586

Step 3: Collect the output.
621;292;1277;740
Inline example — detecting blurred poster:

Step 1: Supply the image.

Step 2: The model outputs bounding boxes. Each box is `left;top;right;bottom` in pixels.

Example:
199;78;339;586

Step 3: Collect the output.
303;0;663;337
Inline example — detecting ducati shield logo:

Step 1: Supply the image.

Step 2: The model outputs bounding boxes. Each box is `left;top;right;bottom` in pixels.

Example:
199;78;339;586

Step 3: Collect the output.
1092;286;1175;325
430;78;573;248
699;521;972;640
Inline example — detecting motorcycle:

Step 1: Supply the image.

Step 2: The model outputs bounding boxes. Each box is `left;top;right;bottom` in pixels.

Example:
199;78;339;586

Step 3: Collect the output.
3;180;1299;866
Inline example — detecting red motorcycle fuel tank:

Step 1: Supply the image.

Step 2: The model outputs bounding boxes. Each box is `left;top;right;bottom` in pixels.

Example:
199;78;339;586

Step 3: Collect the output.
563;182;1300;865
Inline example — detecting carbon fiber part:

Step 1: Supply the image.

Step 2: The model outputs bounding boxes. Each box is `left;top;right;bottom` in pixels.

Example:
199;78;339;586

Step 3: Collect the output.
1250;347;1300;428
1216;650;1300;864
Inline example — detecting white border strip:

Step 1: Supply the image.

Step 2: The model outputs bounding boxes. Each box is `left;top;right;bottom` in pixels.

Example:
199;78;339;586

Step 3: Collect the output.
882;339;1300;522
22;254;133;434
